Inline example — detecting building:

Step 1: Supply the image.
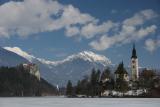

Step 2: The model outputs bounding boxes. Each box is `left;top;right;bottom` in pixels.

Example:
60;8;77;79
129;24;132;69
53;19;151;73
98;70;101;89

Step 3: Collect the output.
23;63;41;81
114;62;129;81
131;44;139;81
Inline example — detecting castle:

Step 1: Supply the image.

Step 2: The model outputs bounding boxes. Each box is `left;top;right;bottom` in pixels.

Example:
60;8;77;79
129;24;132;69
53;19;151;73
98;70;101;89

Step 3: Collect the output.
22;63;41;81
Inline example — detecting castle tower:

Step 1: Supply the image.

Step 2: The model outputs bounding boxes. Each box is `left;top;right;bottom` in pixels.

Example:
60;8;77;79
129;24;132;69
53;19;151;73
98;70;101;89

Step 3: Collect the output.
131;44;139;81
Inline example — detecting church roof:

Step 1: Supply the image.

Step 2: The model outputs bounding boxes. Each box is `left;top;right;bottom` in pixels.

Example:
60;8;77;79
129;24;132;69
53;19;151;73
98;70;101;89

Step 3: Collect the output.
114;62;128;74
131;44;137;58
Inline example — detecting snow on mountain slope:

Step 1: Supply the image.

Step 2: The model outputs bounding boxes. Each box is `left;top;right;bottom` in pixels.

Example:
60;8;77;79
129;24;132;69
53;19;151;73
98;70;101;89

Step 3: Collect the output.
4;47;111;66
3;47;112;86
54;51;111;66
4;47;35;62
0;47;28;67
4;47;56;65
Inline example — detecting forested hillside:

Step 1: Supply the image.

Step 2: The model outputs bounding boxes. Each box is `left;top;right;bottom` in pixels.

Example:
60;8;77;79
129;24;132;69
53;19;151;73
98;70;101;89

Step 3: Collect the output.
0;66;58;96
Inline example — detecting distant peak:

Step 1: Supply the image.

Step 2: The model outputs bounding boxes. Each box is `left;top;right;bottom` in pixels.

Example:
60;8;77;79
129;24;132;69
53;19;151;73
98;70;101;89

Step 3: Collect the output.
3;46;55;65
79;51;98;56
78;51;108;61
3;47;35;62
61;51;112;66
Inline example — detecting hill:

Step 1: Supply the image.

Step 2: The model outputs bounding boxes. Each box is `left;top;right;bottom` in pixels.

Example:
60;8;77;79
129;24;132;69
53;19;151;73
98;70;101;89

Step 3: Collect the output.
0;66;58;96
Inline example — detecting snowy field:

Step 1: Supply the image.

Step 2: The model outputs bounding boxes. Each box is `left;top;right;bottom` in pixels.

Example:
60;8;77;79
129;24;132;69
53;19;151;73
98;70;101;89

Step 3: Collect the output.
0;97;160;107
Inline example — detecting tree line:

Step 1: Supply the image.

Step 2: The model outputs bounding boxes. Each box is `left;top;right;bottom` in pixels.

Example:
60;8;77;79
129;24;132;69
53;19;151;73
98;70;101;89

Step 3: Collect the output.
66;63;160;97
0;64;58;96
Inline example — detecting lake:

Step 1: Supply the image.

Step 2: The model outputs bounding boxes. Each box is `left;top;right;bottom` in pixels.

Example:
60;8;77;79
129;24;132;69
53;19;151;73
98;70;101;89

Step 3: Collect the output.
0;97;160;107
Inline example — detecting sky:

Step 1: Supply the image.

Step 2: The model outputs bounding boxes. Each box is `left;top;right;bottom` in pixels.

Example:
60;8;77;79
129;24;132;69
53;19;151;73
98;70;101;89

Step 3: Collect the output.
0;0;160;69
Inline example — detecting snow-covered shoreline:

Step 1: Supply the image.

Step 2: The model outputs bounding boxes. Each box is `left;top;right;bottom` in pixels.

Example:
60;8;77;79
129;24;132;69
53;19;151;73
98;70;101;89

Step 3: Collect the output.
0;97;160;107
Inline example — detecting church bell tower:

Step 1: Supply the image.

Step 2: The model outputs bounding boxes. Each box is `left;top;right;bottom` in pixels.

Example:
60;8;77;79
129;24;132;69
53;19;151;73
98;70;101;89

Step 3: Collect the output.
131;44;139;81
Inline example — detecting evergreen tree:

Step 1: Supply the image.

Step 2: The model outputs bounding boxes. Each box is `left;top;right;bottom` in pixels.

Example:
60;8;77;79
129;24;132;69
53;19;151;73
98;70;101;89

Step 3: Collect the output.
75;80;81;95
89;69;101;97
96;70;101;82
90;68;97;97
101;68;111;81
90;68;96;85
66;80;73;97
139;69;156;89
95;69;101;96
115;62;129;92
100;68;115;95
0;66;57;96
81;76;89;95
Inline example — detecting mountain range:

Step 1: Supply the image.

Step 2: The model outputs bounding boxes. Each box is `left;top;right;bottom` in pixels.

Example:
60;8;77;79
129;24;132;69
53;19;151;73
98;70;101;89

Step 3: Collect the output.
1;47;113;86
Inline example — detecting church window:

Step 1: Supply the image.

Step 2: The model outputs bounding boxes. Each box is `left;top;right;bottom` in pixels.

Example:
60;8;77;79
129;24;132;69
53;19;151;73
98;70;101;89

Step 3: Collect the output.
133;65;135;68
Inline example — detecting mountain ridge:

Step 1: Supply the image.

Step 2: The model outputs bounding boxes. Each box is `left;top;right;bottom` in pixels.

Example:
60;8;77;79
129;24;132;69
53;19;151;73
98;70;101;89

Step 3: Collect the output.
0;47;28;67
2;46;112;86
4;47;112;66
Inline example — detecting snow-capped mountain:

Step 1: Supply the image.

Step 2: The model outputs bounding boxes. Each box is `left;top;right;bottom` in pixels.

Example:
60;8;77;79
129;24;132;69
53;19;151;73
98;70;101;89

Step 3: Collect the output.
4;47;35;62
0;47;28;66
52;51;111;66
4;47;111;66
2;47;112;86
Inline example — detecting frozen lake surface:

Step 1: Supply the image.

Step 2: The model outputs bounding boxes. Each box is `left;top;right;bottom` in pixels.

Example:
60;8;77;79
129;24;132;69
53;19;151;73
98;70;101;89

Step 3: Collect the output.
0;97;160;107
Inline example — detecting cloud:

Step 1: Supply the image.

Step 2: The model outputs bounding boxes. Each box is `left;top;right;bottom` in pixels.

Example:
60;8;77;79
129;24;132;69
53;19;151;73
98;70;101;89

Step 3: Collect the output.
0;0;95;38
123;9;158;26
0;0;61;37
80;21;118;39
0;0;117;39
89;35;114;51
65;26;80;37
61;5;95;26
90;25;157;51
0;0;159;52
136;25;157;38
90;9;158;51
145;39;160;52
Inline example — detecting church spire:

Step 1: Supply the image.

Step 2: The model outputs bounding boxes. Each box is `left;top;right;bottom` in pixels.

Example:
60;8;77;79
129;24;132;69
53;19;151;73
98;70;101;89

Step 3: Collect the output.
131;43;139;81
131;43;137;58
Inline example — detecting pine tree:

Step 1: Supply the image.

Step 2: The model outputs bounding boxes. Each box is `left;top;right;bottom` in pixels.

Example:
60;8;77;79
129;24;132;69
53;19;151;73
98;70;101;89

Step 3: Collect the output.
115;62;129;92
101;68;111;81
96;70;101;82
75;80;81;95
100;68;114;95
90;68;97;97
95;69;101;96
66;80;73;97
89;69;101;97
139;69;156;88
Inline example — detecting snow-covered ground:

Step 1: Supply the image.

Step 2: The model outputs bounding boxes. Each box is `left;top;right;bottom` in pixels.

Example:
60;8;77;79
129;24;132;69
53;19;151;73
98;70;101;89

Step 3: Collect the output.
0;97;160;107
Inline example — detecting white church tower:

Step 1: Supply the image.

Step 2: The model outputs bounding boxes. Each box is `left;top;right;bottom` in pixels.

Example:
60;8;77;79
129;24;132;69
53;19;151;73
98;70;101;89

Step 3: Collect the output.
131;44;139;81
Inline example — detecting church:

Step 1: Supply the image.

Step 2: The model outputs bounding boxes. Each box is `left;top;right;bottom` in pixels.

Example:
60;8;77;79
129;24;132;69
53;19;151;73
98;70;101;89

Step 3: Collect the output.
131;44;139;81
114;44;139;82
